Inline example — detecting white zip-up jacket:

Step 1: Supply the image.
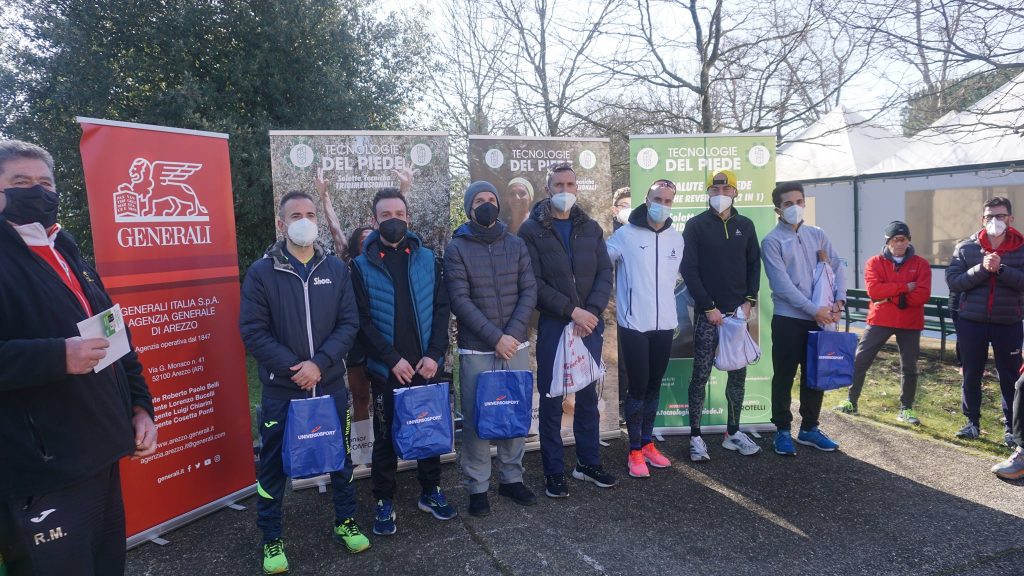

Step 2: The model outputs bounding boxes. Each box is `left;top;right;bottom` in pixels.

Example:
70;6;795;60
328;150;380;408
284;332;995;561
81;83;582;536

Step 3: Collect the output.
606;204;684;332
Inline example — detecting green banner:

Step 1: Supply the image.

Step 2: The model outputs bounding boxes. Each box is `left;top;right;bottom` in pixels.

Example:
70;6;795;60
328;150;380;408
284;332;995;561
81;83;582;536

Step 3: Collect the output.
629;134;777;433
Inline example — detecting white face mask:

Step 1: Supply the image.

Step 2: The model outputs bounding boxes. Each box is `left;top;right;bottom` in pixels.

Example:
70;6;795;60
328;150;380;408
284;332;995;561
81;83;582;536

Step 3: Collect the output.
287;217;318;247
616;207;630;225
647;202;670;224
986;218;1007;237
781;204;804;225
550;192;577;213
709;195;733;213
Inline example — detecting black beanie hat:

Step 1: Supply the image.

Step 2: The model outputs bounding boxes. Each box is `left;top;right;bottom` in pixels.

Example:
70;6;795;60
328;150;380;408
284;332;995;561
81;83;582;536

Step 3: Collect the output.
884;221;910;240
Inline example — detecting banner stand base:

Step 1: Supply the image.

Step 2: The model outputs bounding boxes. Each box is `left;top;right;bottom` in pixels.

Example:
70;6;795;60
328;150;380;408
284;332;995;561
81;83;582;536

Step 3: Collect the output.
128;483;257;550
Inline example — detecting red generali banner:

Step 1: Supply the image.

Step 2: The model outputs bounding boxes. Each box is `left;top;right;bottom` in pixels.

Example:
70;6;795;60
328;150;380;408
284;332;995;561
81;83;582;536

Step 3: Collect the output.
77;117;254;544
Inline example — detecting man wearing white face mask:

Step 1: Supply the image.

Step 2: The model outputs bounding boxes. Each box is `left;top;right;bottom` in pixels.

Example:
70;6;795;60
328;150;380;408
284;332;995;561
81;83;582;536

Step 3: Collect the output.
761;182;846;457
946;197;1024;446
681;170;761;461
607;179;684;478
240;191;367;574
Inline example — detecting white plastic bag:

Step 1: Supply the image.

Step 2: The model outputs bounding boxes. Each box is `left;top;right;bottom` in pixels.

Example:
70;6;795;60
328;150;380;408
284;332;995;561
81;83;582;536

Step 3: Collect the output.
548;323;605;397
714;306;761;371
811;250;839;331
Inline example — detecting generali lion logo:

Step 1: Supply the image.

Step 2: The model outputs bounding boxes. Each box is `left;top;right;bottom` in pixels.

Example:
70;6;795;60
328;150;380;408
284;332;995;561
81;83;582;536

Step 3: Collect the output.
113;158;209;222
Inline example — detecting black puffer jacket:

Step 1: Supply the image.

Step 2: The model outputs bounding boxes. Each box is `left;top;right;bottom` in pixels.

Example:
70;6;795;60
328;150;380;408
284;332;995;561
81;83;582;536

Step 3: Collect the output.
517;199;612;320
444;221;537;351
946;228;1024;324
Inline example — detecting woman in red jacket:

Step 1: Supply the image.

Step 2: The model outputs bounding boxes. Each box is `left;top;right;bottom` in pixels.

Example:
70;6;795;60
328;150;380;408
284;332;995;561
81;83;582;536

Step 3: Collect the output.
835;221;932;424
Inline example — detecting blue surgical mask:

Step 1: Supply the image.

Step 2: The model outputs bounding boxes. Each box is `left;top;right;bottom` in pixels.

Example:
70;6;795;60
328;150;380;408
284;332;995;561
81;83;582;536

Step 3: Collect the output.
647;202;670;224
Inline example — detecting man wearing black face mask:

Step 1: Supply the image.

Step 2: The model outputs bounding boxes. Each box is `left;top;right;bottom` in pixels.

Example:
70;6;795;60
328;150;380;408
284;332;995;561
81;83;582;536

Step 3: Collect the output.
0;139;156;576
350;188;454;534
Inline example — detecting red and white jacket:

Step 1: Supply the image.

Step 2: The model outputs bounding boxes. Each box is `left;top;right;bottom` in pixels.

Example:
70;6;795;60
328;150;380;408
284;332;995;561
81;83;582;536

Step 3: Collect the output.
865;246;932;330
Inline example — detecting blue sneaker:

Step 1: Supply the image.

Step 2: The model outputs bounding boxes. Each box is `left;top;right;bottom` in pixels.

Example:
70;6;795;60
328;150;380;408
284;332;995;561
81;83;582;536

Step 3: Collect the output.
418;487;458;521
373;499;396;535
796;427;839;451
773;431;797;456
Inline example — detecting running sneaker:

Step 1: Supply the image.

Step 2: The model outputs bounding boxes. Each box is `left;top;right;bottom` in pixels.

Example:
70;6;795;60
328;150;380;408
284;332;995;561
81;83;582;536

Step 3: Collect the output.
689;436;711;462
833;400;858;414
497;482;537;506
774;431;796;456
955;421;980;439
1005;433;1018;449
722;431;760;455
796;427;839;451
627;449;650;478
991;447;1024;480
641;442;672;468
333;518;370;553
572;462;618;488
373;499;396;535
418;487;458;520
545;473;569;498
262;538;288;574
896;408;921;425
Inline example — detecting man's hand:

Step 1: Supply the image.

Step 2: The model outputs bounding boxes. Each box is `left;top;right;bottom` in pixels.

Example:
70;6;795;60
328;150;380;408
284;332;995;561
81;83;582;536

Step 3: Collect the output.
66;337;110;374
131;406;158;458
740;301;753;320
984;252;1002;273
415;357;438;380
705;308;725;326
495;335;520;361
814;306;835;326
289;360;322;391
571;307;598;337
392;358;416;385
906;281;917;292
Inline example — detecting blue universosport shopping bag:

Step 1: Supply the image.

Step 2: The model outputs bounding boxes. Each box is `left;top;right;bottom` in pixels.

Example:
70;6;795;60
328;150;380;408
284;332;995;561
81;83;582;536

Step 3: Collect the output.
282;394;347;479
806;330;859;391
392;382;453;461
475;369;533;440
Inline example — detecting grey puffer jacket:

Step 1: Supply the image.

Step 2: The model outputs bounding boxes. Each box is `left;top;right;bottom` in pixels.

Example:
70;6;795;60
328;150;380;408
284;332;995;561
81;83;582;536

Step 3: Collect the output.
946;228;1024;324
444;221;538;351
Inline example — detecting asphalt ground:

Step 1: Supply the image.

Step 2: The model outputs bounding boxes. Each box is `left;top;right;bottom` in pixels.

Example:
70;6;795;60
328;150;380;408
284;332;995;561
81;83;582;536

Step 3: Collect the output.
126;410;1024;576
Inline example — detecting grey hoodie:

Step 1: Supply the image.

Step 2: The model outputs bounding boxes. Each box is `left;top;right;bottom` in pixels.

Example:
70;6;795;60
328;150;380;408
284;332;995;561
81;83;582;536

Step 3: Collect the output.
761;220;847;321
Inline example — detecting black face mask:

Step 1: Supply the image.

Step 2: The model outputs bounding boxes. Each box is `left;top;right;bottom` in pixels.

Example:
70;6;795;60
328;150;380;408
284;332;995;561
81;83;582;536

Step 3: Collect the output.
3;185;59;228
473;202;499;227
378;217;408;244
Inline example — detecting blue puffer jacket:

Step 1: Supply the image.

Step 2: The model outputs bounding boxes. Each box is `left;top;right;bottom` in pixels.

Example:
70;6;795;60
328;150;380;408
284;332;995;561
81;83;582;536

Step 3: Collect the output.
444;221;537;352
946;227;1024;324
240;240;359;400
352;231;436;381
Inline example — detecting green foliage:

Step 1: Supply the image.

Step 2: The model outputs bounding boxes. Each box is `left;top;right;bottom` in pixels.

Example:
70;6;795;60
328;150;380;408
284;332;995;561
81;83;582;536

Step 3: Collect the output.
900;69;1020;137
0;0;427;271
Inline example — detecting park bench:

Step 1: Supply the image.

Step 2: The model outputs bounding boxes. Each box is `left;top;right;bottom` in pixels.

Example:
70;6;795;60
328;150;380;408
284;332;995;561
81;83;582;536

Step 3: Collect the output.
843;288;957;360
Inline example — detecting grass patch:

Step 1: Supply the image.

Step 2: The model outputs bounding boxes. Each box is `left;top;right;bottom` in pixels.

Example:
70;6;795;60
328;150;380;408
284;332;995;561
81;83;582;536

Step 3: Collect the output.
821;338;1014;458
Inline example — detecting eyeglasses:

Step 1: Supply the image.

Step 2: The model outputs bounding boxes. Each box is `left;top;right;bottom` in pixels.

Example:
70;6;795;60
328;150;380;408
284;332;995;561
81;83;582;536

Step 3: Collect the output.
983;214;1010;222
649;179;676;192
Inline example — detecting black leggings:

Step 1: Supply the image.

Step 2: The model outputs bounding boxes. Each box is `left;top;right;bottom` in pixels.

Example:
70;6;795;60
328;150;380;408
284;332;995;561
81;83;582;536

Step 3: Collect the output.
619;326;674;449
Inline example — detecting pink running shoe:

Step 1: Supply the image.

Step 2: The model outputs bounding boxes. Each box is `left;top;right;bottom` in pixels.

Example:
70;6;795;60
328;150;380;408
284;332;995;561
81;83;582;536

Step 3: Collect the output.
627;450;650;478
641;443;672;468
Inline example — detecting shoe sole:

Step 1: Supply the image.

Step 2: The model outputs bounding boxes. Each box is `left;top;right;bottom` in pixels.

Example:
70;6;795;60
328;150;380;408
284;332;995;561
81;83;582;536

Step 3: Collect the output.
628;470;650;478
773;448;797;456
571;469;617;488
723;442;760;456
644;457;672;468
467;507;491;517
689;453;710;462
372;525;397;536
263;565;289;575
897;418;921;425
794;438;838;451
545;489;570;498
994;469;1024;480
417;501;458;520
